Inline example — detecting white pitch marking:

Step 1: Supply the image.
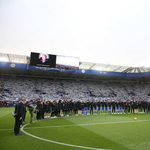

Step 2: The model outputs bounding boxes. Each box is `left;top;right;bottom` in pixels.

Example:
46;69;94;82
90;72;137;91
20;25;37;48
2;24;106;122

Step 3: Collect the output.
21;123;109;150
23;120;148;130
0;128;14;131
20;120;148;150
0;120;148;131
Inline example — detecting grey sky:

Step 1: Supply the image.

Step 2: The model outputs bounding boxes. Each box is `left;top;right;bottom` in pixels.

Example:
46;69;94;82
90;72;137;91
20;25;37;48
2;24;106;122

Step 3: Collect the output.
0;0;150;67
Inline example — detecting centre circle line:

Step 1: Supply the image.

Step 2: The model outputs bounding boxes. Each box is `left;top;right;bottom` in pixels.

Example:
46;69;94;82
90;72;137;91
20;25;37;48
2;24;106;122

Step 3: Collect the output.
21;122;110;150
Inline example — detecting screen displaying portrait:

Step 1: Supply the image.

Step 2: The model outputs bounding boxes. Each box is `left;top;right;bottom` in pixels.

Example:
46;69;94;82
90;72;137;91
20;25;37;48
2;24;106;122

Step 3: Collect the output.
30;52;79;70
39;53;49;64
30;52;56;68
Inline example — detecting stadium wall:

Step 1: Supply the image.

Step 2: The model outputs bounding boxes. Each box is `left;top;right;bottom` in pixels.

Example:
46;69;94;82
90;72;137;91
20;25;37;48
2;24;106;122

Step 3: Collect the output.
1;62;150;78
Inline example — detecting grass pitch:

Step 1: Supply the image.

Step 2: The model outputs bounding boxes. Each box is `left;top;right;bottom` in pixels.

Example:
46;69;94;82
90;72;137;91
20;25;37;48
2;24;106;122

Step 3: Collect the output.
0;108;150;150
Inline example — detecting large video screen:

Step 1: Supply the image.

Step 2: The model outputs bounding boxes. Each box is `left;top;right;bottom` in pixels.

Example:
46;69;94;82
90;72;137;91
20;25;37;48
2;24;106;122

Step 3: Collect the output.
56;55;79;70
30;52;79;70
30;52;56;68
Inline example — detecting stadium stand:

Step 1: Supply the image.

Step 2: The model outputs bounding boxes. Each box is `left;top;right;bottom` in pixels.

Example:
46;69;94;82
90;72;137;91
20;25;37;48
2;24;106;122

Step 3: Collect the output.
0;76;150;102
1;53;150;104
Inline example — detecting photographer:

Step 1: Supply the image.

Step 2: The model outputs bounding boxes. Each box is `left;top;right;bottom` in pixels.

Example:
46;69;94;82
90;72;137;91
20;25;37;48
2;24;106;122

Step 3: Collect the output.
28;100;36;124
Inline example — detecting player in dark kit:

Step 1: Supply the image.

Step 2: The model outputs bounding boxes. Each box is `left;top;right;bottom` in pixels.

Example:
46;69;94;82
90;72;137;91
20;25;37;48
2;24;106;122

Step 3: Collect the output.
36;99;42;120
112;100;116;114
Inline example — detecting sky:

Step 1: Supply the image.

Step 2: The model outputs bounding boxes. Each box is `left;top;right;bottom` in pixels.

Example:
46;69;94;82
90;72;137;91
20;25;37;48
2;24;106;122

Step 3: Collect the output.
0;0;150;67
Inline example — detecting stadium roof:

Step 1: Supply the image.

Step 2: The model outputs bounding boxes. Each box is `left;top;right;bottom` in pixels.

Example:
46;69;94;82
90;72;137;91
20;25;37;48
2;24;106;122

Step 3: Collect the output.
1;53;150;73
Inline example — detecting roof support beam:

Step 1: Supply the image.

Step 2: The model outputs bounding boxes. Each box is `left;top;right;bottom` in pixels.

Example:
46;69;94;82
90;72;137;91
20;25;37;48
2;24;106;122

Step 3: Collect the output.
140;67;146;72
79;62;82;66
134;68;137;73
105;64;110;69
137;67;141;73
113;66;122;72
123;67;133;73
7;54;11;62
89;63;96;69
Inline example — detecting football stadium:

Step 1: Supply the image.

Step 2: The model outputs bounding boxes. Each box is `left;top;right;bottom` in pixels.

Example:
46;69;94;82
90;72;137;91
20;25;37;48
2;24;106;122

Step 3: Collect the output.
1;1;150;150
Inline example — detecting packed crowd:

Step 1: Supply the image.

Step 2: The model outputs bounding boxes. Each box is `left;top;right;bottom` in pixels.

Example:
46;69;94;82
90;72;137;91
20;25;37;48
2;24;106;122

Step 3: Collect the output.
1;76;150;103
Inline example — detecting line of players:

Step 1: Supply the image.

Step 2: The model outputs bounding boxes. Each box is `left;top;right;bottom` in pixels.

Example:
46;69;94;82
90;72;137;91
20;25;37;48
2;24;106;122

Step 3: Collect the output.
35;99;150;119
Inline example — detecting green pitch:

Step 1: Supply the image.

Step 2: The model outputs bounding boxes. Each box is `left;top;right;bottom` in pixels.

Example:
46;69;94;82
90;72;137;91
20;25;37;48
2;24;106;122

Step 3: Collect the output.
0;108;150;150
